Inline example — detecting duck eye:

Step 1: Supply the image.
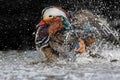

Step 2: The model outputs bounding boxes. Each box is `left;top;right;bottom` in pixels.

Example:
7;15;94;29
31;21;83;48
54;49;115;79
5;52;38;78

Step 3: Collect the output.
49;15;52;17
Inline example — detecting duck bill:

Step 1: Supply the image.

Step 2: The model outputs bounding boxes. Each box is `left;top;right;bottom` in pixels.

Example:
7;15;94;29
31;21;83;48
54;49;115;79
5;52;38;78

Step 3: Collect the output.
36;20;47;27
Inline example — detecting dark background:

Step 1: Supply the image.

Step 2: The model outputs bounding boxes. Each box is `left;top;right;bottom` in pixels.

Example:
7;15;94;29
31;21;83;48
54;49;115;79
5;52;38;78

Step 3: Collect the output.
0;0;120;50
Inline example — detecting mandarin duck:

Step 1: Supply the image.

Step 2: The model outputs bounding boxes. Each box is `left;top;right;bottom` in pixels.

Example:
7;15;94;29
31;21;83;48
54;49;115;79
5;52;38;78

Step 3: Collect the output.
35;6;120;62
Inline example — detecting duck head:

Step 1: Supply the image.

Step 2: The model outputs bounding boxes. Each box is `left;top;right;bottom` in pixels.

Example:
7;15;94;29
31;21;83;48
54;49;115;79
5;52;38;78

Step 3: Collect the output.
37;6;70;35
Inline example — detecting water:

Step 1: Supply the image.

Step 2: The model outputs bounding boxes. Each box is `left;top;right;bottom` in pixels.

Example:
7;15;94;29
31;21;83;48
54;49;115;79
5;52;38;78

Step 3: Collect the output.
0;48;120;80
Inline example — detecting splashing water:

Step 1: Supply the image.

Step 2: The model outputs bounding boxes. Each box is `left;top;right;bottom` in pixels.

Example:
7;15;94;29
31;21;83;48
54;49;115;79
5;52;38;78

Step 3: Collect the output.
59;13;120;60
0;48;120;80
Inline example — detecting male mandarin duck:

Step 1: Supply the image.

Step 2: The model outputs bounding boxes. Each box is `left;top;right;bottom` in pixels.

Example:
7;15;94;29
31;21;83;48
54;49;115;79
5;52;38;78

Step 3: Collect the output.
35;6;119;62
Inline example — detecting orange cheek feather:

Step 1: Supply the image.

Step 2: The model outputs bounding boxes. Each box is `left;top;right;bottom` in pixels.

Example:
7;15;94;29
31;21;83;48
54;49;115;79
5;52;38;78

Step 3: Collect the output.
48;17;63;35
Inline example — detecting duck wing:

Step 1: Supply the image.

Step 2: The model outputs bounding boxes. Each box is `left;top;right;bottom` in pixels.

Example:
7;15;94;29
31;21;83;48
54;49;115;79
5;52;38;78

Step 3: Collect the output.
71;10;120;46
